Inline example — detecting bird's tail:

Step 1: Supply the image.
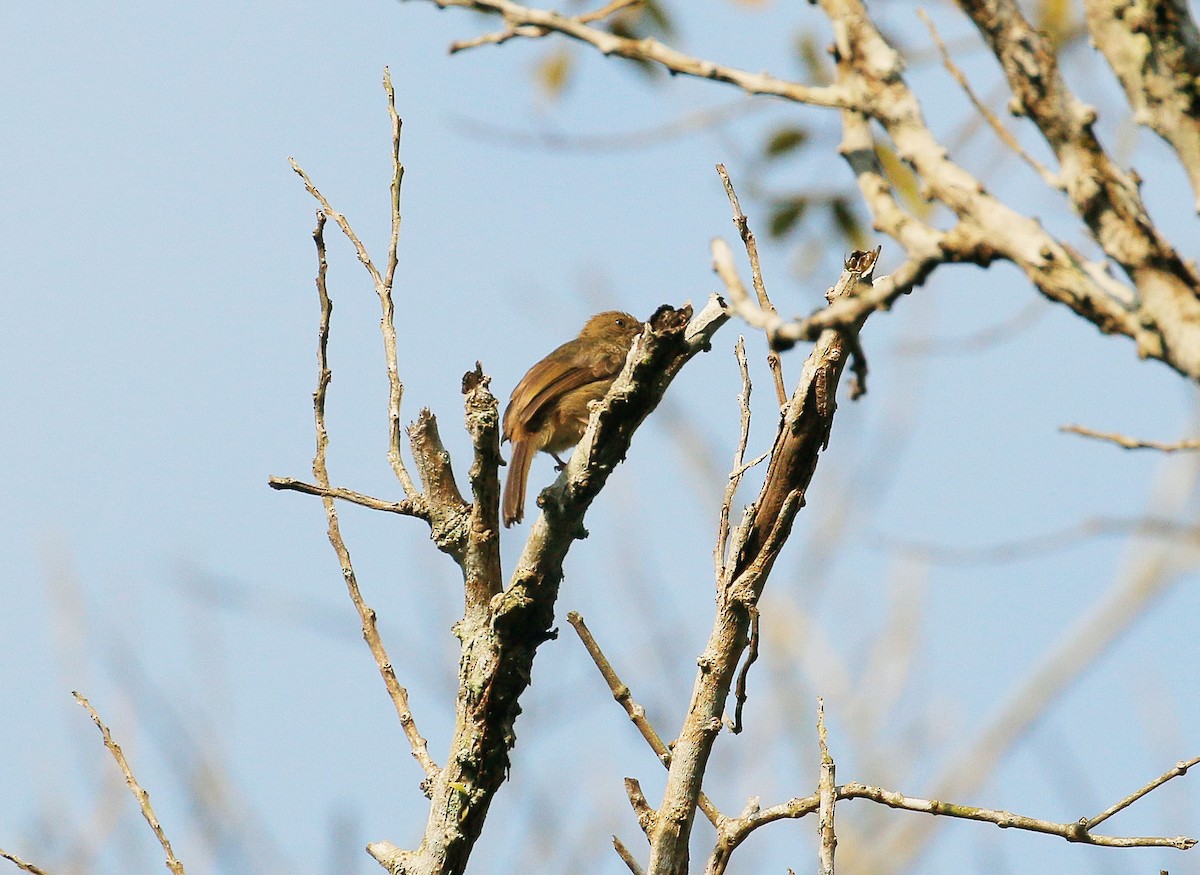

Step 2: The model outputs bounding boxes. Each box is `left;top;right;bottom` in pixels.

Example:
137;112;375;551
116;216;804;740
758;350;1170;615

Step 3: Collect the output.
503;438;535;527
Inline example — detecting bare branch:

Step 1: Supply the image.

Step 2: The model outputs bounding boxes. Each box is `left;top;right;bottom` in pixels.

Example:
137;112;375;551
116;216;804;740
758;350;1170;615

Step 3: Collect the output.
613;835;647;875
421;0;850;108
305;212;439;787
407;409;472;559
708;763;1199;870
647;251;880;875
714;338;753;586
1086;756;1200;830
416;0;1200;380
729;606;758;735
461;364;504;616
716;164;787;405
839;782;1197;849
1061;424;1200;452
73;692;186;875
625;778;656;836
958;0;1200;368
567;611;725;829
267;477;430;519
578;0;641;24
289;71;419;498
1;848;53;875
917;8;1062;190
817;700;836;875
1084;0;1200;210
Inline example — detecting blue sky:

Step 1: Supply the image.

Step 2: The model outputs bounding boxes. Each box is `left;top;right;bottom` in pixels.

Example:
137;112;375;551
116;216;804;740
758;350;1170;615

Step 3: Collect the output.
2;2;1198;874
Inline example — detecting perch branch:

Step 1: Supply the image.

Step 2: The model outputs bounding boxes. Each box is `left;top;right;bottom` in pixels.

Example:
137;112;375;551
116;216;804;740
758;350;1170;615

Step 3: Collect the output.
369;301;729;875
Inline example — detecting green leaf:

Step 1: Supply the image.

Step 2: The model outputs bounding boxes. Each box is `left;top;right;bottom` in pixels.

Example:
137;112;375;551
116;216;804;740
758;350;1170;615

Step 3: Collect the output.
768;196;809;238
830;198;868;249
763;126;810;157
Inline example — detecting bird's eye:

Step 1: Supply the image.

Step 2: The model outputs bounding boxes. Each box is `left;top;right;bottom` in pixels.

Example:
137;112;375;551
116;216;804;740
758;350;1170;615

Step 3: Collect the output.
615;318;626;327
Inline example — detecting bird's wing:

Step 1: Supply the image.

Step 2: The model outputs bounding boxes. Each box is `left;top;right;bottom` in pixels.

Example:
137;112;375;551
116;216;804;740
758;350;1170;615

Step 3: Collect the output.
503;343;616;438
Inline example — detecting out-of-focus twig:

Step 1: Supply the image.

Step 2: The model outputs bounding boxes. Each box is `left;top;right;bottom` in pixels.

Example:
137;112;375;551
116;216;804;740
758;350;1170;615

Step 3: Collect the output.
917;9;1061;189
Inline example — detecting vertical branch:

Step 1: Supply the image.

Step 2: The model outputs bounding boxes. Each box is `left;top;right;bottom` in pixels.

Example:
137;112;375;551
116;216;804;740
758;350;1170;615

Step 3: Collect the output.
308;213;439;786
287;70;419;499
716;165;787;406
817;699;837;875
378;69;419;497
714;338;753;584
646;250;879;875
461;364;504;617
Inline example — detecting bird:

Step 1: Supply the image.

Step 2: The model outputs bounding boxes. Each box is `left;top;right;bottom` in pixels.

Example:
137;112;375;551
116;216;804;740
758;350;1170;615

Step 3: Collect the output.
502;310;644;527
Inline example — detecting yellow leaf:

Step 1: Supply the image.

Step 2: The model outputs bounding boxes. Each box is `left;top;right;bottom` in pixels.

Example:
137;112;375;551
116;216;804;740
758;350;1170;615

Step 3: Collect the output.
536;48;574;99
875;143;931;220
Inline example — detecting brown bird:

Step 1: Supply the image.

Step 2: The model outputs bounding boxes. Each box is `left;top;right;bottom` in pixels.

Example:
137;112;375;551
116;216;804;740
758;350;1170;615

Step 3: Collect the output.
502;310;644;527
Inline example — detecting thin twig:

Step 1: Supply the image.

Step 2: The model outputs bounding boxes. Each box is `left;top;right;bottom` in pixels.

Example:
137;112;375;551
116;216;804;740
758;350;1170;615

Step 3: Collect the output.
716;164;787;405
288;70;419;498
429;0;850;109
613;835;647;875
714;338;753;585
837;782;1196;849
267;477;430;519
817;699;836;875
713;770;1199;857
1086;756;1200;830
450;25;542;52
1061;424;1200;452
567;611;725;829
73;693;186;875
307;212;440;787
917;9;1062;190
0;849;52;875
450;0;639;52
